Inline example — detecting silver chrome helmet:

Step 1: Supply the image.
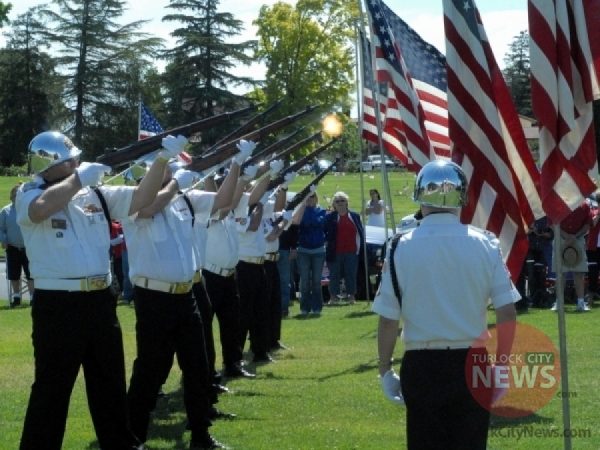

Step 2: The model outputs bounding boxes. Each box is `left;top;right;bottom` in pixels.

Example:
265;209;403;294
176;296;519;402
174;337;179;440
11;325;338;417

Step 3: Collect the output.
29;131;81;174
413;160;468;208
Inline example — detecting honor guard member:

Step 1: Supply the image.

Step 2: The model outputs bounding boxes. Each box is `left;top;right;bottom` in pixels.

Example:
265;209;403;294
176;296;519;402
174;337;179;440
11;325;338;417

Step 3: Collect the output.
263;173;296;351
203;162;260;379
235;159;284;364
124;140;246;450
372;160;518;450
17;130;179;450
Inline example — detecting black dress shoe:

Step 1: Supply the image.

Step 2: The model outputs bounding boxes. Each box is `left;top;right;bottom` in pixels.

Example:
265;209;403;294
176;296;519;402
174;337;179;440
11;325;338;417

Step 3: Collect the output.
212;383;230;394
190;432;227;449
208;408;237;420
224;367;256;379
270;341;289;351
252;353;274;364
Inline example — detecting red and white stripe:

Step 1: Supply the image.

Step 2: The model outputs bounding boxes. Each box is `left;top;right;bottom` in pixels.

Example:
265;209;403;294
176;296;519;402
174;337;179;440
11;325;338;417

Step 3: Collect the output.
529;0;600;224
443;0;543;281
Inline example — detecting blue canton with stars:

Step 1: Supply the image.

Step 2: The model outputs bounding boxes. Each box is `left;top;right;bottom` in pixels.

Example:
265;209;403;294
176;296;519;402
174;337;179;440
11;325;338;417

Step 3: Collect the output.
379;0;447;92
140;103;164;134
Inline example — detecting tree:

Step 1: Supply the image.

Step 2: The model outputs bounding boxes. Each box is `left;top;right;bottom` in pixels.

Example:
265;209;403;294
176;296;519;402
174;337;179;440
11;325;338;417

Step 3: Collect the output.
0;2;11;28
502;30;532;117
161;0;257;140
0;8;65;167
254;0;357;123
35;0;163;156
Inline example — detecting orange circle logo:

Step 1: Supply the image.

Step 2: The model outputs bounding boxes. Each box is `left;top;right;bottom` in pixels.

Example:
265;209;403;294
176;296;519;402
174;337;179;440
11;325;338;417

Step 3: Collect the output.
465;322;560;418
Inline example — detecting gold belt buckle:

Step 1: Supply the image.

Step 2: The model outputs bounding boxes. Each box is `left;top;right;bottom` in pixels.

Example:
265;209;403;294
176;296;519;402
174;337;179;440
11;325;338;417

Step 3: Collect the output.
172;282;191;294
85;276;108;291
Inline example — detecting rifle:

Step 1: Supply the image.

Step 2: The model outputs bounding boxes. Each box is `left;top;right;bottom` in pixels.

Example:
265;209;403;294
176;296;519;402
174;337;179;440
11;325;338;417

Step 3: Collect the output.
241;127;305;170
186;105;319;173
271;159;339;226
204;100;283;153
267;137;339;191
255;131;323;169
96;105;255;168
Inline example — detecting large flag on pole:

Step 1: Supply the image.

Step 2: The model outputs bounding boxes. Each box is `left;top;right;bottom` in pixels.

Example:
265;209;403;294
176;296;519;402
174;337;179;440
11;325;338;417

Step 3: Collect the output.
379;1;451;160
443;0;543;281
365;0;433;171
528;0;600;224
360;31;388;146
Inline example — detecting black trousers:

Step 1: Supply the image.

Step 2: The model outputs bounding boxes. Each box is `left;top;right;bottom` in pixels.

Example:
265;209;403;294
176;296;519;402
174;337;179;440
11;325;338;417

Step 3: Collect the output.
192;280;216;379
235;260;269;356
401;349;491;450
264;260;282;347
127;287;212;444
202;270;243;371
6;244;31;280
20;289;137;450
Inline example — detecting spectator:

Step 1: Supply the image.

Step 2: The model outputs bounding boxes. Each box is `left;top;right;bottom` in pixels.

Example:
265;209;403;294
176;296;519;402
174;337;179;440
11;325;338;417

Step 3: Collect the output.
0;183;33;307
293;191;327;316
550;201;594;312
586;194;600;304
278;224;298;317
365;188;386;227
325;191;364;304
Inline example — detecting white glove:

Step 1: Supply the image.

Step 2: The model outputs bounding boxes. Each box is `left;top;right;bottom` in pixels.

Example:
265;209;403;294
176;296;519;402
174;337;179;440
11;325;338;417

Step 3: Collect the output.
158;135;189;160
259;190;272;205
492;365;509;404
110;234;124;246
173;169;198;191
380;369;404;405
282;171;297;188
234;139;256;165
282;210;293;223
76;162;111;187
241;164;258;181
268;159;284;179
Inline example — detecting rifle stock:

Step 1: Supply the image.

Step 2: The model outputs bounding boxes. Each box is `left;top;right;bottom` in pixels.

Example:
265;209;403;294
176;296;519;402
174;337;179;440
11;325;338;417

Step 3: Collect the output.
96;105;256;168
187;105;319;173
272;159;339;226
267;137;338;191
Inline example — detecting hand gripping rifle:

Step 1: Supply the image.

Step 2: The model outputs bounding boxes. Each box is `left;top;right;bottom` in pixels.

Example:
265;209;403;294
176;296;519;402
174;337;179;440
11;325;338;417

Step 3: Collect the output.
271;158;339;226
267;137;339;191
96;105;256;168
186;105;319;173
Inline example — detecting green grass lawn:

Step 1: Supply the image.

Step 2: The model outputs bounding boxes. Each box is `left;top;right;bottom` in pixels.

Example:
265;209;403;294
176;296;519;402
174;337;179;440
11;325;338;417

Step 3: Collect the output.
0;302;598;449
1;172;599;448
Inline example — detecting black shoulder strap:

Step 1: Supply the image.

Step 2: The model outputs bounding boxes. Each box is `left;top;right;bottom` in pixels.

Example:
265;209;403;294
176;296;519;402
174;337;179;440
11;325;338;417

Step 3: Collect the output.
181;192;195;227
389;233;402;308
93;187;112;234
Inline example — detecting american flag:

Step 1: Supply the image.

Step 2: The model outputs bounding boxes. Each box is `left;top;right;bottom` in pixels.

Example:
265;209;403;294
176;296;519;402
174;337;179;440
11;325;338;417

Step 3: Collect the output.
443;0;543;281
360;31;411;167
528;0;600;224
138;101;192;164
365;0;433;171
139;102;164;140
379;1;451;160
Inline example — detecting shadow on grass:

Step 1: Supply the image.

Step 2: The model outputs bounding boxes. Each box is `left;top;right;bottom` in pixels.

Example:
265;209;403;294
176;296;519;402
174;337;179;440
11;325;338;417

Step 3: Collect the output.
316;358;403;382
490;411;554;428
345;310;376;319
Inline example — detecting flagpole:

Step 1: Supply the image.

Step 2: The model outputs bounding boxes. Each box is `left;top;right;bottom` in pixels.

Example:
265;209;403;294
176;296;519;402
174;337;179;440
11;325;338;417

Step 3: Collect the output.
359;0;396;234
353;22;372;303
552;224;572;450
137;96;142;142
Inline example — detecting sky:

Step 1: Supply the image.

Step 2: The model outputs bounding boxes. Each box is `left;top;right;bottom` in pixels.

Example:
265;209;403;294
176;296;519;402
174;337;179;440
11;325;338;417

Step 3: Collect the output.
0;0;528;100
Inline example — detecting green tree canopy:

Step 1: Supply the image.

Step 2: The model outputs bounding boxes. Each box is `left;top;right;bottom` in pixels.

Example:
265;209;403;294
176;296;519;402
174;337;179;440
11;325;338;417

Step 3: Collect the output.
502;30;532;118
0;2;11;28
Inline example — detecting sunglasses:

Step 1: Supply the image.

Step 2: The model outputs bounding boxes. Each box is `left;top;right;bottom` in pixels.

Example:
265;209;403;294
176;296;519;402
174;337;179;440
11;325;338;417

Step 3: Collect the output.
334;199;347;204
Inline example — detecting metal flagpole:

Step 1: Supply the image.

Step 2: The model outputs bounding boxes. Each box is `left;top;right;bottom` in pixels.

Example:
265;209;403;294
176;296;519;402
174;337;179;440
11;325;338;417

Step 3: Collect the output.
358;0;396;234
552;224;572;450
353;22;372;302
